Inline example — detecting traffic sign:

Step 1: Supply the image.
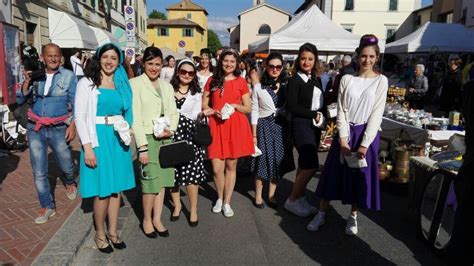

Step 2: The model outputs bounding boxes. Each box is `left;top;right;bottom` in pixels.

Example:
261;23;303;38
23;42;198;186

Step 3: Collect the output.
125;48;135;57
178;40;186;48
124;5;135;21
126;22;135;31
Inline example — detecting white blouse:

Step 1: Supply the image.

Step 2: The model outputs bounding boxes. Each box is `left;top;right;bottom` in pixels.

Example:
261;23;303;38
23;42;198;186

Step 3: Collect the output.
160;67;174;83
197;72;212;89
337;74;388;147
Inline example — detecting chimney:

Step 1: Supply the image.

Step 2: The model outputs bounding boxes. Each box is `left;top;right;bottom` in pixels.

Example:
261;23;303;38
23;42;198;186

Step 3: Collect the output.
253;0;265;6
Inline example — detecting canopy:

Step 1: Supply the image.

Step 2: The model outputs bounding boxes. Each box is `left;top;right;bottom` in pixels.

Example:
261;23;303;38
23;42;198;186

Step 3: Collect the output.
48;8;98;49
248;4;378;53
88;26;119;47
385;22;474;54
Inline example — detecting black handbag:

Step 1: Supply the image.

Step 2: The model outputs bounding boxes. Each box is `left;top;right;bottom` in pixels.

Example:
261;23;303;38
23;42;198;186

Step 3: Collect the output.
158;140;195;168
192;115;212;146
14;82;38;128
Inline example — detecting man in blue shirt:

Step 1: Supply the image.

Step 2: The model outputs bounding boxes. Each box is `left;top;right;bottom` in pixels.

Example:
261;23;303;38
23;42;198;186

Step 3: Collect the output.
17;43;78;224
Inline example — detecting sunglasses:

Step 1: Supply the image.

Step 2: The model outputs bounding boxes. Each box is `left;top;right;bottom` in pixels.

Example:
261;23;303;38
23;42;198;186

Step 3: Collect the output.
179;69;195;77
267;64;283;71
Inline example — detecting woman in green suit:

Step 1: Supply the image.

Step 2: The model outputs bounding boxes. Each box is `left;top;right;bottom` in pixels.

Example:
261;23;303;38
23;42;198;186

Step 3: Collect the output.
130;47;179;238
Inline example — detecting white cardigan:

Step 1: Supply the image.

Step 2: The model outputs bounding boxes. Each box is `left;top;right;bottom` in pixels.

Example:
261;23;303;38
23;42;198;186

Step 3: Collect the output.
75;78;101;148
250;83;278;125
337;74;388;148
179;92;202;120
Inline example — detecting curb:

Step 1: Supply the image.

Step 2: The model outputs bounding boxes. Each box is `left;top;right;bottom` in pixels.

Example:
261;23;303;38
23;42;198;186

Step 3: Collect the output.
32;204;94;265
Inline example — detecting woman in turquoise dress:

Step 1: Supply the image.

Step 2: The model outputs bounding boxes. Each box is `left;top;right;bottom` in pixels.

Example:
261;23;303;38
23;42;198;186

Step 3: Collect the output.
75;43;135;253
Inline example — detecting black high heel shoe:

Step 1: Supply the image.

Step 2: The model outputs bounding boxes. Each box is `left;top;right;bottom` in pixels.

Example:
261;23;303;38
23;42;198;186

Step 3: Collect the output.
170;207;181;222
140;224;158;239
108;234;127;249
188;219;199;227
153;224;170;237
94;235;113;253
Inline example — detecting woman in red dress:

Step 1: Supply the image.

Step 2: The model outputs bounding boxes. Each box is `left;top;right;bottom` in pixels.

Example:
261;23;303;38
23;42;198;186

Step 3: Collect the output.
202;48;254;217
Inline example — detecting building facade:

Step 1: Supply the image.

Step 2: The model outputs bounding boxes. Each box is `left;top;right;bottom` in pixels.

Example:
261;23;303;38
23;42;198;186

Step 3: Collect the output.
454;0;474;29
296;0;421;40
228;0;291;52
147;0;208;57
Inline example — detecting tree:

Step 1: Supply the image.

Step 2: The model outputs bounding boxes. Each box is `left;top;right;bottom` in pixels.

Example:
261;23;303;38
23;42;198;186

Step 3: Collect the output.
149;9;166;19
207;30;222;55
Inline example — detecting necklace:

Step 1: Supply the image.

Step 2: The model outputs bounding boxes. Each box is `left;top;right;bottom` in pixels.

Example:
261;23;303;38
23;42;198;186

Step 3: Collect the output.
178;88;189;95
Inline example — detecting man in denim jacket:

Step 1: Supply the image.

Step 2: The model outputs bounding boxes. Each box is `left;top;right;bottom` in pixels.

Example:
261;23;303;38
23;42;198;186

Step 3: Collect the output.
17;43;78;224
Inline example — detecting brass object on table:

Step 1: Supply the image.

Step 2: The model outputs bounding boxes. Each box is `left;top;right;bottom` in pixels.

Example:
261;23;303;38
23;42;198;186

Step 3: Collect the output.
379;163;389;180
391;147;410;183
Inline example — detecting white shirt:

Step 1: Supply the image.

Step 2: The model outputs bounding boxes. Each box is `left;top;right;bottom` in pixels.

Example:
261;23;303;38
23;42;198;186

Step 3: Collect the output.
160;67;174;83
197;72;212;89
297;72;323;111
70;55;84;76
75;78;100;148
337;74;388;147
178;92;202;120
44;73;54;96
251;83;278;125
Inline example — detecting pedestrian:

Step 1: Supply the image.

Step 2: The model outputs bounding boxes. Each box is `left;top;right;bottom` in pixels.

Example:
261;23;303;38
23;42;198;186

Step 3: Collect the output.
168;58;206;227
239;60;248;79
197;48;213;89
308;34;388;235
161;55;176;83
75;43;135;253
250;52;294;209
440;57;463;115
132;53;144;77
16;43;78;224
406;64;429;109
202;47;254;217
283;42;325;217
70;47;86;80
130;46;179;238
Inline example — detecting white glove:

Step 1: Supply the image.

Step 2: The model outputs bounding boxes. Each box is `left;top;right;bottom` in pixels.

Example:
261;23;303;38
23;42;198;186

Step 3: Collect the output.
312;111;325;128
221;103;235;120
252;146;262;157
113;120;131;146
152;116;171;137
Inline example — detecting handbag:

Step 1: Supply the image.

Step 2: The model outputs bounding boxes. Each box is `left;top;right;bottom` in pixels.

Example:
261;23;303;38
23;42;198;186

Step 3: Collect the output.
192;115;212;146
14;82;38;128
158;140;195;168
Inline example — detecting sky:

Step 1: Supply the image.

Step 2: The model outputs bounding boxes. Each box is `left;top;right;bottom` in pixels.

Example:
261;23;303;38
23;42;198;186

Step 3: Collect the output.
148;0;433;45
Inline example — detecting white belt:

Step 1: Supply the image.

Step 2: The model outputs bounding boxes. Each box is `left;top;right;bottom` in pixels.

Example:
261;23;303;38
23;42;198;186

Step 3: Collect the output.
96;115;124;125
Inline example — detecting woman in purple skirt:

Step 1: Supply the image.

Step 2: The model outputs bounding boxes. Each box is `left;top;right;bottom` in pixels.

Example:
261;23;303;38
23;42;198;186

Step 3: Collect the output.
308;34;388;235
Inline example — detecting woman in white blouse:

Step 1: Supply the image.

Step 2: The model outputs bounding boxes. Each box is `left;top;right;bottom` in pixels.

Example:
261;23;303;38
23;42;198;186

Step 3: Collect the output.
197;48;213;89
250;52;294;209
168;58;206;227
308;34;388;235
160;55;175;83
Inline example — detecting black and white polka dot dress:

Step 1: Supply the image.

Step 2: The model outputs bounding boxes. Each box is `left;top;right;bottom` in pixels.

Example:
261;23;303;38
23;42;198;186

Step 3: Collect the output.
173;97;206;186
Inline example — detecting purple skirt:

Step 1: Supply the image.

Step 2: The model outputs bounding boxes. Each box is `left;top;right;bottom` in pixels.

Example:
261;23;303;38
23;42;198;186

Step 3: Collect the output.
316;124;381;210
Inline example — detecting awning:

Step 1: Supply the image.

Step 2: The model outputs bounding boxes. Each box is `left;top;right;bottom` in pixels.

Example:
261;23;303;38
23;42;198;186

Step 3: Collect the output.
48;8;98;49
88;26;119;46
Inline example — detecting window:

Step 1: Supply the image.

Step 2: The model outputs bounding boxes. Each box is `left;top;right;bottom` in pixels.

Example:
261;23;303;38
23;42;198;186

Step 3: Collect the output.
158;27;169;36
389;0;398;11
183;28;194;37
90;0;95;8
258;24;271;35
187;13;192;19
386;27;396;39
344;0;354;11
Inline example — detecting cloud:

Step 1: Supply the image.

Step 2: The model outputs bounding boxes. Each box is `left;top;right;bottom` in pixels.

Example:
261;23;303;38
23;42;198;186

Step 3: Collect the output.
208;16;239;46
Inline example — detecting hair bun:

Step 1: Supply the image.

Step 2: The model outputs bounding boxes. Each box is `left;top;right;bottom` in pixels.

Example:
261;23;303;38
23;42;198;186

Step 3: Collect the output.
359;35;378;47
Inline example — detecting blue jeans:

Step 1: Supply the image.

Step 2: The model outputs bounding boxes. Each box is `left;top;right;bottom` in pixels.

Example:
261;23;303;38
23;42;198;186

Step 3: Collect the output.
27;123;76;209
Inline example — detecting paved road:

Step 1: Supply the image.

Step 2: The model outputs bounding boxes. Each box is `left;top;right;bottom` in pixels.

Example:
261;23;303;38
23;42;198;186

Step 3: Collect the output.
73;157;442;265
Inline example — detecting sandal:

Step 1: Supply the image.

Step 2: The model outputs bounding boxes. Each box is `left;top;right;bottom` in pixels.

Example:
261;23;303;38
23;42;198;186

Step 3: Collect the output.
108;234;127;250
94;235;113;253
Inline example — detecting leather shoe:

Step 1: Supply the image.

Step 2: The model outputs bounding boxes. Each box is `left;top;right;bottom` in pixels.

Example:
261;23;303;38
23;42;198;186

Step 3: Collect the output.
254;201;265;209
170;214;180;222
140;224;157;239
188;219;199;227
157;229;169;237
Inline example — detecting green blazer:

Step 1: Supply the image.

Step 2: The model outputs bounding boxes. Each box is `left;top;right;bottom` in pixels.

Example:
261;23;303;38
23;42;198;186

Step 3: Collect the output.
130;74;179;148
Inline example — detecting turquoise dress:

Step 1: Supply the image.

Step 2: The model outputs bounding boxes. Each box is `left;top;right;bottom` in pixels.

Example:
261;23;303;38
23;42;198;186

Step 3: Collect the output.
79;88;135;198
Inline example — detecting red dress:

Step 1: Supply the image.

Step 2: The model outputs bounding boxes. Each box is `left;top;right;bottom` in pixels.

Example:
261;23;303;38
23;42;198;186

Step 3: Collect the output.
204;77;255;159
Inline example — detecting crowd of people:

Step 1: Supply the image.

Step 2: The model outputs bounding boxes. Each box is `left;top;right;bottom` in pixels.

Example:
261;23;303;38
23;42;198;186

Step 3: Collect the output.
16;34;401;254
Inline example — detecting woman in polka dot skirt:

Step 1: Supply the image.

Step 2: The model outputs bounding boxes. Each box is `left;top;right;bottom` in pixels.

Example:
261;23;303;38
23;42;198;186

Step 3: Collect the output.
169;58;206;227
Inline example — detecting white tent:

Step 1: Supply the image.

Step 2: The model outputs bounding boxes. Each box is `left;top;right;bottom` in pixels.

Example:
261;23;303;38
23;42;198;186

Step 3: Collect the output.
88;26;119;47
48;8;98;49
159;47;187;60
248;4;379;53
385;22;474;54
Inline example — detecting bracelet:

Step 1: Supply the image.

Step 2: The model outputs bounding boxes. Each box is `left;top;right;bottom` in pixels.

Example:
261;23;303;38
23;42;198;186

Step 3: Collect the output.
138;148;148;154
